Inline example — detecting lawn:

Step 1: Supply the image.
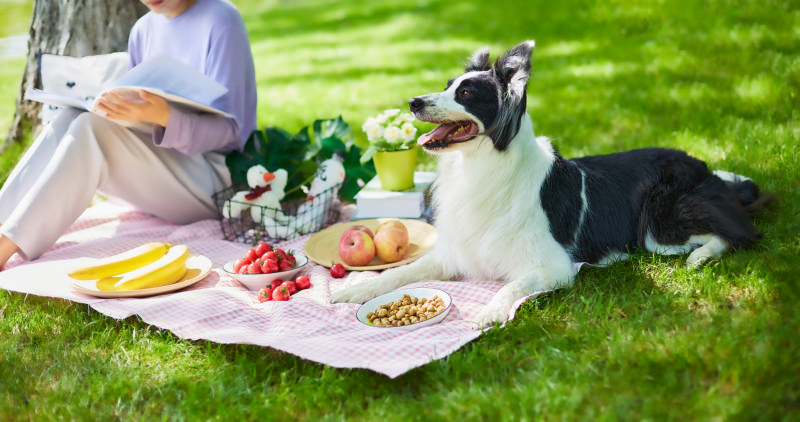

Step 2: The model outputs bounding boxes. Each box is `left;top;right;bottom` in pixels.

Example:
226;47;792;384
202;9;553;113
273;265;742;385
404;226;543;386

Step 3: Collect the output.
1;0;799;420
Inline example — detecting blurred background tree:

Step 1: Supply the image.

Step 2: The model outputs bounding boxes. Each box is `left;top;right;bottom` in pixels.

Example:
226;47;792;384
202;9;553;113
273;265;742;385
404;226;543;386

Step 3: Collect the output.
3;0;147;150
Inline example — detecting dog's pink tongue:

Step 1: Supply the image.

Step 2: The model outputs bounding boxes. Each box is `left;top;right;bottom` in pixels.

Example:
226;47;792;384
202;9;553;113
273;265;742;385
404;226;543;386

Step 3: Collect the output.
417;123;460;145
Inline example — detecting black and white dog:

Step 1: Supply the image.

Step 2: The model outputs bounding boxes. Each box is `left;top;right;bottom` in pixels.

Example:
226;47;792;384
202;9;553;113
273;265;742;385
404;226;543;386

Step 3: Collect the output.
331;41;766;328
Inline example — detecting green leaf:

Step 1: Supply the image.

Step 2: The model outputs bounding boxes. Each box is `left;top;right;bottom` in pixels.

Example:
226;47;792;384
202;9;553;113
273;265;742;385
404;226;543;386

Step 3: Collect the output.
341;143;375;202
320;136;348;160
223;116;372;204
225;130;267;187
360;144;380;165
261;126;313;201
314;115;351;142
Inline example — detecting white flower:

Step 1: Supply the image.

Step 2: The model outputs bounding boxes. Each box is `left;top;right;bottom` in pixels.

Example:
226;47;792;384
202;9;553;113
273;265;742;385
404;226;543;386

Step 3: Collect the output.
394;112;415;126
401;122;417;141
382;108;402;119
375;108;400;125
362;118;383;142
362;108;419;153
383;125;403;144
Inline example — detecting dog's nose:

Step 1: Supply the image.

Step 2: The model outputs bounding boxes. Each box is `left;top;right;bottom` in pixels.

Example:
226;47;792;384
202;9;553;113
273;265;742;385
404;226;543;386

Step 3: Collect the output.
408;97;425;112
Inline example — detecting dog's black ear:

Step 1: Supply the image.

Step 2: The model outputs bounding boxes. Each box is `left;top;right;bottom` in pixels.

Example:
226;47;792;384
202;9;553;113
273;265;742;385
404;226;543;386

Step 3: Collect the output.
487;40;535;150
465;47;491;72
493;40;535;98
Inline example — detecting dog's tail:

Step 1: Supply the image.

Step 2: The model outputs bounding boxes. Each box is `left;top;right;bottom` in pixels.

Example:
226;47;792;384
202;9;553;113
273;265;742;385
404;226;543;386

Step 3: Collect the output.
713;170;776;216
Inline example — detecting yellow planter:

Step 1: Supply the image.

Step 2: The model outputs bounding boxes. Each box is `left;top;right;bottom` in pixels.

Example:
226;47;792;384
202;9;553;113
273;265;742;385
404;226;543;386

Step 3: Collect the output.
373;148;417;191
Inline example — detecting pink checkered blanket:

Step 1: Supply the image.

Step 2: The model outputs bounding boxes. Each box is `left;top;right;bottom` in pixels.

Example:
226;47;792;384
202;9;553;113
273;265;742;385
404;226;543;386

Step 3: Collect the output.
0;200;549;378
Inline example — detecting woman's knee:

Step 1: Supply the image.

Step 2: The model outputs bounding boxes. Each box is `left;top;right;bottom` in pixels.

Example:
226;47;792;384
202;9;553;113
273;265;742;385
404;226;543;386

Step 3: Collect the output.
61;113;121;154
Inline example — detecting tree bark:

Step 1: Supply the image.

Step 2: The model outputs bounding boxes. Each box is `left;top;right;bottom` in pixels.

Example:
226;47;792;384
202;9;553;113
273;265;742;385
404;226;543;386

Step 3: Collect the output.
3;0;148;150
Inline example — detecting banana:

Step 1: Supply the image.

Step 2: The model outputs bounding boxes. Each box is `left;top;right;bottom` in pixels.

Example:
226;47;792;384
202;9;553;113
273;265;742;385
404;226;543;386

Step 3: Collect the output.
68;241;171;280
95;277;119;291
111;244;191;291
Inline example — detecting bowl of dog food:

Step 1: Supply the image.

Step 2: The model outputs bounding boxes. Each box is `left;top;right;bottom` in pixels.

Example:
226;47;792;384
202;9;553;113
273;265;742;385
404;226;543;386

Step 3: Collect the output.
355;287;452;330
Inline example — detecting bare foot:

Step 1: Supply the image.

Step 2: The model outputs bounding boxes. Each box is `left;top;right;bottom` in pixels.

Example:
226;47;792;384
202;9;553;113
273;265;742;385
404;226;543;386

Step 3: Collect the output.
0;234;20;270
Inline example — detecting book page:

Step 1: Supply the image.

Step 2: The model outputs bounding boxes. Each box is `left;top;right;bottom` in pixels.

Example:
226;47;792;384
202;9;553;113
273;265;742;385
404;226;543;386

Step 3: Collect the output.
97;87;233;118
107;55;228;107
24;88;91;111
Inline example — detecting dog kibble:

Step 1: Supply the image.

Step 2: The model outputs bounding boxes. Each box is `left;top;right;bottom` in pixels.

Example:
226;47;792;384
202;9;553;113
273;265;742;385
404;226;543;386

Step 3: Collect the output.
366;294;447;327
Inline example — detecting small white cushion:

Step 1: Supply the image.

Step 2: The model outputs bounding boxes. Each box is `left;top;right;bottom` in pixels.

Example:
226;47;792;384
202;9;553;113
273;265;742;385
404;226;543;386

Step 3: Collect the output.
39;51;130;125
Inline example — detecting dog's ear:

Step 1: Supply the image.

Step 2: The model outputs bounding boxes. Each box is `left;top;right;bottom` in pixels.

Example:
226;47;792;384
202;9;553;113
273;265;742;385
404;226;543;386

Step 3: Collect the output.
465;47;491;72
487;41;535;150
493;40;535;98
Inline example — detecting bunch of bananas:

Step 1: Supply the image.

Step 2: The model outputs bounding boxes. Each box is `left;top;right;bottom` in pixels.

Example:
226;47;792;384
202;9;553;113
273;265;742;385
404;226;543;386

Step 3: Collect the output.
68;242;191;291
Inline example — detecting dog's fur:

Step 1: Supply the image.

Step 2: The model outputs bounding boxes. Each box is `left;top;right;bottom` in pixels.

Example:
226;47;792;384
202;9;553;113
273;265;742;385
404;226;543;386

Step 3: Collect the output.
331;41;767;328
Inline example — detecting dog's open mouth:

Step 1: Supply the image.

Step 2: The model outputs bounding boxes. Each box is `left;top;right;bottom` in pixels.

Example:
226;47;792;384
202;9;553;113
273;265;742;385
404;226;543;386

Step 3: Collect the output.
417;121;479;148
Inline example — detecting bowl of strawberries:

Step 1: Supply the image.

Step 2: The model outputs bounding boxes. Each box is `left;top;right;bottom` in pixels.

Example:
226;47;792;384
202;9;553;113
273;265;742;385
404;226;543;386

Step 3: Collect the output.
222;241;308;291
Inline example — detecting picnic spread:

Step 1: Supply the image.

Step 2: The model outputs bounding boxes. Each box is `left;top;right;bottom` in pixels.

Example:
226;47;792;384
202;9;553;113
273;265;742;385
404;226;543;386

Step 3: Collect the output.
0;199;552;378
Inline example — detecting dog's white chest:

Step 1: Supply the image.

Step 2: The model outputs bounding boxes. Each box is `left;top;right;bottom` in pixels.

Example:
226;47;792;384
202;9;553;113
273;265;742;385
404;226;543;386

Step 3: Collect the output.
431;139;572;281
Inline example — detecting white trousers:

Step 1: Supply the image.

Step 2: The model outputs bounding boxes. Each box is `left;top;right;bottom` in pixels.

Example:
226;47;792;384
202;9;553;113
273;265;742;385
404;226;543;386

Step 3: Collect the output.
0;109;230;260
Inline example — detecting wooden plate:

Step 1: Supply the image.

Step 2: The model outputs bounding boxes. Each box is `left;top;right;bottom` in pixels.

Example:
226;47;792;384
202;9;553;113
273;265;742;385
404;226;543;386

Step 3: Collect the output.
304;218;437;270
72;254;213;298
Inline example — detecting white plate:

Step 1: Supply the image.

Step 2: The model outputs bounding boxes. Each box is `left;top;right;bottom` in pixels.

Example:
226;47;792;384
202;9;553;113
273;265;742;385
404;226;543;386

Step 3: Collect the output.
222;252;309;290
72;254;213;298
355;287;452;330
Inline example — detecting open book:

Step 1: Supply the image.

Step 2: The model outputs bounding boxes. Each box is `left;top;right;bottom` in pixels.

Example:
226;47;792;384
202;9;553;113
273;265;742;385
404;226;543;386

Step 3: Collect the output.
25;55;233;127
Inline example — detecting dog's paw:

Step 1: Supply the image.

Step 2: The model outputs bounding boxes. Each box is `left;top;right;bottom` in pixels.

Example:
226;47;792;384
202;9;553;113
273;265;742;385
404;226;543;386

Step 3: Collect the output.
330;282;380;304
473;304;509;329
686;249;714;269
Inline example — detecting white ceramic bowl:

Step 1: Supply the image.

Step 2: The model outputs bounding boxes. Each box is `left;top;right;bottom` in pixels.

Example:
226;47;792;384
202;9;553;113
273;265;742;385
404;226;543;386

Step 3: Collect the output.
222;253;309;290
356;287;452;330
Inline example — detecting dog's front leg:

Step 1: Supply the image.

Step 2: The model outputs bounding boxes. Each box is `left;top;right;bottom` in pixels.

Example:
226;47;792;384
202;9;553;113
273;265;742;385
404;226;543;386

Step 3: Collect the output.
330;251;447;304
474;273;556;329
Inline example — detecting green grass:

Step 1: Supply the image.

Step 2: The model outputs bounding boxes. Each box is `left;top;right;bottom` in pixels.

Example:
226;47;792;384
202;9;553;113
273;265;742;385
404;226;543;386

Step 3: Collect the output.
2;0;799;420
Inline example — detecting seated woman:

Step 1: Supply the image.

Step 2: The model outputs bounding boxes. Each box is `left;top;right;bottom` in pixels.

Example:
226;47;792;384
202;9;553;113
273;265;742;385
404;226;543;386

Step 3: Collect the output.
0;0;257;269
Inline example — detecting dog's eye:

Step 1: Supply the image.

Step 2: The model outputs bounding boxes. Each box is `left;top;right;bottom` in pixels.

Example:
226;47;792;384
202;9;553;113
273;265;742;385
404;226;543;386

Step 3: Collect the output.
459;89;470;96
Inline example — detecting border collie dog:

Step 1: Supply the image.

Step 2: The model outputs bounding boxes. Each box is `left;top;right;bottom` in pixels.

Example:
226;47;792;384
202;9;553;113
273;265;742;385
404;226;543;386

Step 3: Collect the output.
331;40;766;328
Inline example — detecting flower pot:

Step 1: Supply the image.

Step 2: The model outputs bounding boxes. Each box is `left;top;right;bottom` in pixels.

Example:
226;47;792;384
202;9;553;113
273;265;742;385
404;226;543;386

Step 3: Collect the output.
373;148;417;191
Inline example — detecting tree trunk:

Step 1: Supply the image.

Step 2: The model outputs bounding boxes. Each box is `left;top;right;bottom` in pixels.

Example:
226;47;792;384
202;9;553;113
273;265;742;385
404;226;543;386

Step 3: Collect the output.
3;0;148;150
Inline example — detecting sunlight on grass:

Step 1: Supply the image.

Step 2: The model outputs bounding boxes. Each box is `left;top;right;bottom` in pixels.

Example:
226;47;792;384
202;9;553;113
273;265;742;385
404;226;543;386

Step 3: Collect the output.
670;130;729;162
567;61;638;79
734;75;782;106
537;40;598;58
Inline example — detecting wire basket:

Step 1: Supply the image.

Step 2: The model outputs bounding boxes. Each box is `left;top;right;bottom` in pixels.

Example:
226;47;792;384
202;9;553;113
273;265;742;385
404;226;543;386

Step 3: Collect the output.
213;183;342;245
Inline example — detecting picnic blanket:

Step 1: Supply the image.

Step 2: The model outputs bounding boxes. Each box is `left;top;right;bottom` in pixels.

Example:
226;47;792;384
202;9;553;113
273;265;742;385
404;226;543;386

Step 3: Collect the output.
0;200;549;378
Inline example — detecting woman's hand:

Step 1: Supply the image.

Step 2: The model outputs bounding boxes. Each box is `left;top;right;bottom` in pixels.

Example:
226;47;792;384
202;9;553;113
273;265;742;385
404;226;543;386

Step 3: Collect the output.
93;89;171;127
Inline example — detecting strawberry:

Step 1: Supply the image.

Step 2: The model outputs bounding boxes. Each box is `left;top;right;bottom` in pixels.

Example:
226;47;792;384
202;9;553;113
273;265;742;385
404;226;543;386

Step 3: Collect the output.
272;286;290;301
273;248;288;261
295;275;311;290
281;280;297;295
245;248;259;262
246;262;263;274
261;251;278;263
233;258;250;274
262;259;279;274
270;279;284;290
278;259;294;272
330;263;346;278
284;250;297;266
255;241;272;257
257;286;272;302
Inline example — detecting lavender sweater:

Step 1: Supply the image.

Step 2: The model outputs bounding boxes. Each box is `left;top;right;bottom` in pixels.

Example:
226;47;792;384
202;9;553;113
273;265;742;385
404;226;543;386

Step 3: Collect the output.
127;0;257;155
